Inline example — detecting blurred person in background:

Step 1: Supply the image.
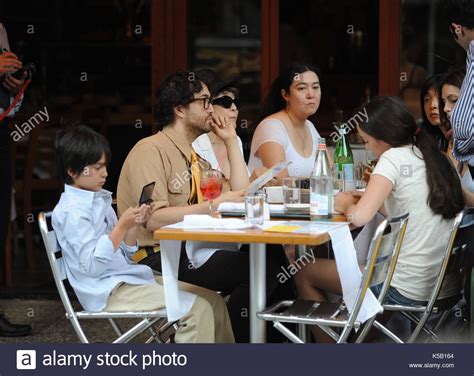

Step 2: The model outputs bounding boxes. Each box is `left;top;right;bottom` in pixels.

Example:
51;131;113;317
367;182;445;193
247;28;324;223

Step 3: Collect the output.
0;21;32;337
439;67;474;192
418;74;449;151
442;0;474;175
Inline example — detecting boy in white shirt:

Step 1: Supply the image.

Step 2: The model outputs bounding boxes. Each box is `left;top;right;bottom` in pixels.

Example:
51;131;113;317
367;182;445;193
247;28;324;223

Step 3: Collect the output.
52;125;234;343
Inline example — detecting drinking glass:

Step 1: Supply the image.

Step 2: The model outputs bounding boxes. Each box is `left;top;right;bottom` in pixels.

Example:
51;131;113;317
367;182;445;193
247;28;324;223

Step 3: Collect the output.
200;169;223;213
245;191;265;225
354;162;366;189
282;177;302;209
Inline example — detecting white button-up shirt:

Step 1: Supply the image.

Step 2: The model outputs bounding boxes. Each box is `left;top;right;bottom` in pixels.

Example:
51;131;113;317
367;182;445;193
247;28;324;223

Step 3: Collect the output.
52;184;155;312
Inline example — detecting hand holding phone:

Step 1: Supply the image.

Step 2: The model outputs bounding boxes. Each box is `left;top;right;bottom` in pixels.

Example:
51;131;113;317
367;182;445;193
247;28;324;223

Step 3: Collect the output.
139;182;155;206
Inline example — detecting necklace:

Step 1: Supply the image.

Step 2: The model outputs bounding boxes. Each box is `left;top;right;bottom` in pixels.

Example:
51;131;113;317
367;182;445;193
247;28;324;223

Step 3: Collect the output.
286;110;307;150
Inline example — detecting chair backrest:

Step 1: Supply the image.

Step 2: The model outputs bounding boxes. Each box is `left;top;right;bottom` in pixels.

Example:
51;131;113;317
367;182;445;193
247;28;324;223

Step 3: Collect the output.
38;212;80;319
349;213;410;322
427;208;474;310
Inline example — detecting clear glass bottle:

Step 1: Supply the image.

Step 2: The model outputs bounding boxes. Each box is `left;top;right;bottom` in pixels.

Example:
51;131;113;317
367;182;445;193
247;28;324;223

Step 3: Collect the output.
310;138;334;221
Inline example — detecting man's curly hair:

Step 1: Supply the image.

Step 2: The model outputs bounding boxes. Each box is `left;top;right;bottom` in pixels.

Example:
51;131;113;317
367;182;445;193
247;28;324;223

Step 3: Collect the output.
154;70;204;130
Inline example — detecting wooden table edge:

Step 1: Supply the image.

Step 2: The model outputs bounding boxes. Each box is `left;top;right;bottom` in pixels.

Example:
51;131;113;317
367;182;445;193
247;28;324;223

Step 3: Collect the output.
154;227;330;245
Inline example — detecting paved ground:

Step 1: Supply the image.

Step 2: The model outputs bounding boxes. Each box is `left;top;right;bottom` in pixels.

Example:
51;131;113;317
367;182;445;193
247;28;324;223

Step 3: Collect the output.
0;299;149;343
0;298;471;344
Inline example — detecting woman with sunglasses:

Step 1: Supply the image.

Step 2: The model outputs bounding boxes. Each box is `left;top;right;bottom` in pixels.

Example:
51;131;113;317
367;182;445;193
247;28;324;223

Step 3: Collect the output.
193;70;250;185
248;63;329;181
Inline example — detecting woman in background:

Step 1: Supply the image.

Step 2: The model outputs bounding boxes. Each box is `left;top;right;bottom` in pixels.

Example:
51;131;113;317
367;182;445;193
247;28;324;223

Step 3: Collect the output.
418;74;448;151
248;63;329;180
439;67;473;192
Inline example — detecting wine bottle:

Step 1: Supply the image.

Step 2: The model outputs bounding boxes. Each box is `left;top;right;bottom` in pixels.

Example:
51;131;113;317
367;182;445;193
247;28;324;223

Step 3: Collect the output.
334;123;354;184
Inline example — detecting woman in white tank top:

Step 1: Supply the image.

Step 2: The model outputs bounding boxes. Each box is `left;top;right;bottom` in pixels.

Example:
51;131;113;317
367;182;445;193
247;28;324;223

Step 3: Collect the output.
248;63;331;180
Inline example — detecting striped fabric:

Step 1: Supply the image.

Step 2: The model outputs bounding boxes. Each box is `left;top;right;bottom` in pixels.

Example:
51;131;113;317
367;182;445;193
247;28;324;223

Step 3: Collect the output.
451;41;474;166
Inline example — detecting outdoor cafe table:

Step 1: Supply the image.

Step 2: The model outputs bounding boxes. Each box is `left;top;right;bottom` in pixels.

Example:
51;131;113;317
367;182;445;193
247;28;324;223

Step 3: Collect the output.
154;221;343;343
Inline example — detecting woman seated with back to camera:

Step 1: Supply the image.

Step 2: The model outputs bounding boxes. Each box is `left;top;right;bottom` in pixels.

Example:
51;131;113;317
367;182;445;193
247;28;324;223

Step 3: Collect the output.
248;63;331;182
295;97;468;342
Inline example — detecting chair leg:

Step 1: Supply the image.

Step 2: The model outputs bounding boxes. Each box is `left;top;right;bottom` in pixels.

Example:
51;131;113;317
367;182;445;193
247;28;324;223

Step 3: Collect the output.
273;322;304;343
432;310;450;332
373;320;404;343
113;317;163;344
355;316;377;343
69;317;89;343
318;325;340;342
338;325;354;343
407;312;432;343
108;318;123;337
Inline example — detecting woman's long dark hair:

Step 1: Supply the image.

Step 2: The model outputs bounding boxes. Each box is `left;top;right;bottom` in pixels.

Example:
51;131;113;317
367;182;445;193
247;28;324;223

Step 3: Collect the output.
419;74;448;152
260;62;321;120
438;67;466;128
358;96;464;219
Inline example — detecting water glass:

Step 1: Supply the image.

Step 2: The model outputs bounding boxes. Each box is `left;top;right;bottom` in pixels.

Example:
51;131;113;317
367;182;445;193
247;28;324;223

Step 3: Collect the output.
282;178;302;209
354;162;366;189
245;191;265;225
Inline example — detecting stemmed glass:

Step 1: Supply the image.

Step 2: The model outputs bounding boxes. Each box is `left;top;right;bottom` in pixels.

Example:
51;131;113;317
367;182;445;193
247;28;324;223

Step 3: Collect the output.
200;169;223;214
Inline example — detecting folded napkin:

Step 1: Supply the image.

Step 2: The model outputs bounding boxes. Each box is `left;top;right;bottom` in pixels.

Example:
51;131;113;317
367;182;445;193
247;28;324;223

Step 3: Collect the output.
182;214;253;229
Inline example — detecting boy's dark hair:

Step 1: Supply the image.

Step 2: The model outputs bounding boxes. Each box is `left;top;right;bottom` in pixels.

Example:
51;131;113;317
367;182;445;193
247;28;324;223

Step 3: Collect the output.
154;70;205;131
55;125;111;185
442;0;474;29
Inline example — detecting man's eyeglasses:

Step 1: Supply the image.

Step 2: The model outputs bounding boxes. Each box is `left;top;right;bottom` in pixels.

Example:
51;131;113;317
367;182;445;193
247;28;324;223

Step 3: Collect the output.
212;95;241;110
449;24;459;41
189;97;212;109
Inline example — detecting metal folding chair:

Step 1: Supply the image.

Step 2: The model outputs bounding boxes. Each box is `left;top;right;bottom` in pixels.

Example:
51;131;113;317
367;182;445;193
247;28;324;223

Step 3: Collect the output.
257;213;409;343
38;211;178;343
356;208;474;343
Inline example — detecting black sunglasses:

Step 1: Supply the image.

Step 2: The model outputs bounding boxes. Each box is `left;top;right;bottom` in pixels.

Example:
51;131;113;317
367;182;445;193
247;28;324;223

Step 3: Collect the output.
212;96;241;110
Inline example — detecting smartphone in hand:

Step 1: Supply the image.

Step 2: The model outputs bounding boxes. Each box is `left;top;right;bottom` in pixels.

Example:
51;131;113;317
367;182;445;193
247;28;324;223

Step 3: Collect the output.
139;182;155;206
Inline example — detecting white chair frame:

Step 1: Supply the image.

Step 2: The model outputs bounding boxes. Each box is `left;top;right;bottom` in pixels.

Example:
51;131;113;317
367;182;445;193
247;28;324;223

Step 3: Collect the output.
38;211;177;343
257;213;409;343
356;208;474;343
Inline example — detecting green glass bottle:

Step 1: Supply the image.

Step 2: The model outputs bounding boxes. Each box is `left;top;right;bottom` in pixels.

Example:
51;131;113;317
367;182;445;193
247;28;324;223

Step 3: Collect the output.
333;123;354;182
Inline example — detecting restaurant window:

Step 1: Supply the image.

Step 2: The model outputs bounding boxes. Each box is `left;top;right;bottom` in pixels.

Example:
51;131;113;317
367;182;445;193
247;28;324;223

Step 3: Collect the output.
187;0;261;159
3;0;152;191
279;0;379;144
400;0;466;119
